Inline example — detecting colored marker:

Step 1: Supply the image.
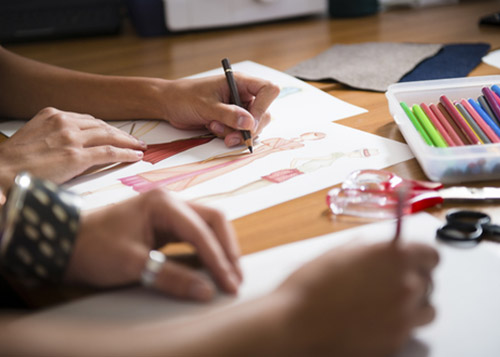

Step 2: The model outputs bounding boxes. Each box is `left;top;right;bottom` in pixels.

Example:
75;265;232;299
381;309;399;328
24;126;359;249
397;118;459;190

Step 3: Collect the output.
421;103;455;146
456;102;489;143
400;102;433;146
430;103;464;146
478;95;500;127
413;104;448;147
440;95;481;145
492;90;500;106
468;98;500;139
492;84;500;98
437;103;470;145
482;87;500;124
461;99;500;143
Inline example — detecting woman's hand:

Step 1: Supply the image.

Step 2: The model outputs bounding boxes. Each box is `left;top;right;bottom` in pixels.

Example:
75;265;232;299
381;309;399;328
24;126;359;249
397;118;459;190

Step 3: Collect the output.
277;241;439;356
65;189;242;301
161;73;279;147
0;107;145;189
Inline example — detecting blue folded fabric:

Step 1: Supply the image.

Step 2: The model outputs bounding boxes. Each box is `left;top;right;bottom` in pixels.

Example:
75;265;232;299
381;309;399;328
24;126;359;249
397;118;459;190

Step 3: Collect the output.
399;43;491;83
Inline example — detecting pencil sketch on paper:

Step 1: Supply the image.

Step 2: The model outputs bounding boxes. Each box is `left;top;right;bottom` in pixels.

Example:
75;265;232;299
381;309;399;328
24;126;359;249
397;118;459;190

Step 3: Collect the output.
83;132;326;196
194;148;379;203
119;132;325;192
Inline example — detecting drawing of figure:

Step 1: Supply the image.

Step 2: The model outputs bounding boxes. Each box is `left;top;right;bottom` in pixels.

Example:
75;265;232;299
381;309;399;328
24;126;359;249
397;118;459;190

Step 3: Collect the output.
119;132;326;193
194;148;379;203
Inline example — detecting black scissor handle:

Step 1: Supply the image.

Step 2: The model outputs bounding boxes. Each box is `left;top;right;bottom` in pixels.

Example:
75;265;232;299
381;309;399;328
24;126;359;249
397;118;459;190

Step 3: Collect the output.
445;210;491;227
436;221;483;242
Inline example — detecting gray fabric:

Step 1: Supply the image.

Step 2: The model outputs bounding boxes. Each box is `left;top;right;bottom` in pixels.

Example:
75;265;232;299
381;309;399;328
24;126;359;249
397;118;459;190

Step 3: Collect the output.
286;42;443;92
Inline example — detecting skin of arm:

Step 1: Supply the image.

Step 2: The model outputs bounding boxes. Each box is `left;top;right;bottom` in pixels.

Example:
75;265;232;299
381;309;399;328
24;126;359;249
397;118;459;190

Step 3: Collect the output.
0;46;279;147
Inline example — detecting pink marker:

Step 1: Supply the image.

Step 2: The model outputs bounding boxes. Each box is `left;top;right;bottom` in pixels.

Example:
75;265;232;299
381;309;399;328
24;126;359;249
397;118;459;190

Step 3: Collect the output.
421;103;455;146
429;104;464;146
440;95;481;145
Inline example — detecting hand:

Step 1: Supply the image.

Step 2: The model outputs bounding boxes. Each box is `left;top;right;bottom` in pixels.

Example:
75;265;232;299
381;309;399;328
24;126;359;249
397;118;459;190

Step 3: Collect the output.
65;189;242;301
0;107;145;190
277;241;439;356
161;74;280;147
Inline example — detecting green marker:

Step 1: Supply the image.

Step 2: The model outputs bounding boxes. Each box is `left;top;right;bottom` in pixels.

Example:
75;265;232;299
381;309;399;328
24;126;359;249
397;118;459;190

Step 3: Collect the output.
412;104;448;148
400;102;433;146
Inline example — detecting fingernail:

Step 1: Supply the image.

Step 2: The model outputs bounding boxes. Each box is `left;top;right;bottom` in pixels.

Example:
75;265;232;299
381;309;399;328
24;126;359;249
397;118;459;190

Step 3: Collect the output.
135;150;144;158
227;137;240;147
237;116;252;130
210;121;225;135
138;140;147;148
189;281;214;301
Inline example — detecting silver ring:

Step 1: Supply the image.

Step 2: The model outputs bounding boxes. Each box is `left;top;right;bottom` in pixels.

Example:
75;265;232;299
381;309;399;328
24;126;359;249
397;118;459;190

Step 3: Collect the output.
141;250;166;287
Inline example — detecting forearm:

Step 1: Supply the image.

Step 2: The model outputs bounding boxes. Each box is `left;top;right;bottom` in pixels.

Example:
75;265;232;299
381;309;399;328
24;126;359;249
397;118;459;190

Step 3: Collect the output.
0;46;169;120
1;292;294;357
156;292;294;356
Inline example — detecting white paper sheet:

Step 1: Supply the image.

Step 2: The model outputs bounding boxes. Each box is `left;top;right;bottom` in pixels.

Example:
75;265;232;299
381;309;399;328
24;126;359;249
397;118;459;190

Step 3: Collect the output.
483;48;500;70
71;120;413;219
16;213;500;356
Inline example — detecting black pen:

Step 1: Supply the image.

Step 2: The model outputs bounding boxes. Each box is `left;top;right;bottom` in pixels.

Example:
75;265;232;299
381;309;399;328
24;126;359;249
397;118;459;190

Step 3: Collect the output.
221;58;253;153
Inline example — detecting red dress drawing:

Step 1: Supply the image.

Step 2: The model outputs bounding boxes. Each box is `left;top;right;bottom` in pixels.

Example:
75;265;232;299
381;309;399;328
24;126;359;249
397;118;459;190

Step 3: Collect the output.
142;135;215;164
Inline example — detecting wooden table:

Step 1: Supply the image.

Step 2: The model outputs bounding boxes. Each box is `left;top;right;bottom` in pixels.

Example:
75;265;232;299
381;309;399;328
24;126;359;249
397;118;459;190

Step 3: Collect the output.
4;0;500;304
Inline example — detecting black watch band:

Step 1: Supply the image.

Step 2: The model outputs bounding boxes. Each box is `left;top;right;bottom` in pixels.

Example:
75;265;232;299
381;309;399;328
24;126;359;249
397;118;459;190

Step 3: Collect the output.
0;172;81;284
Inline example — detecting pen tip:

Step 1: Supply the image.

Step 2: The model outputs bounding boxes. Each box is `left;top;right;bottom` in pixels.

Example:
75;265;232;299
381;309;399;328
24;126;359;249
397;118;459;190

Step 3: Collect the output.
248;146;253;154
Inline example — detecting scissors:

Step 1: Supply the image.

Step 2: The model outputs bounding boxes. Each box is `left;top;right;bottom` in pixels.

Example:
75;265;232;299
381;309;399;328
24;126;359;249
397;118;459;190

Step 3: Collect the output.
327;169;500;219
436;210;500;243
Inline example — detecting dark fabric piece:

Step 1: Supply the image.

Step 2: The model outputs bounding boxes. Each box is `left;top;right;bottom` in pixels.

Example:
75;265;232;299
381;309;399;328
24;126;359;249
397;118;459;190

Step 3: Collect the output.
399;43;491;83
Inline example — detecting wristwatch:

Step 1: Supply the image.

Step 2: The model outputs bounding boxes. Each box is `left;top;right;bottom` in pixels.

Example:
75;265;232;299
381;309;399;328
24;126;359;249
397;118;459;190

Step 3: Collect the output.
0;172;81;284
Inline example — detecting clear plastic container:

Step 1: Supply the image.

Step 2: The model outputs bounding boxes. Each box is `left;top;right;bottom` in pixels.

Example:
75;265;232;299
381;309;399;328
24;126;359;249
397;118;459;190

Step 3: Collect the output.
385;76;500;184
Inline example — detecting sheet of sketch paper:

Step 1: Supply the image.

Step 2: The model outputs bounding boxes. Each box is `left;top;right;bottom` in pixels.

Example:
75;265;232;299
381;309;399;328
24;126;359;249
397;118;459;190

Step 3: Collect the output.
16;213;500;357
66;61;413;219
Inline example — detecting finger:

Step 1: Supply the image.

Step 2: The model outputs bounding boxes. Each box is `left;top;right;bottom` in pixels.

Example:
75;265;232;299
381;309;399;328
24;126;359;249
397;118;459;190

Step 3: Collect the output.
224;131;244;148
402;269;436;328
81;127;146;150
80;146;144;167
206;121;244;147
212;102;255;132
208;120;234;138
254;111;272;136
151;191;240;294
413;304;436;327
59;112;110;130
234;73;280;122
67;114;147;146
403;242;440;273
153;260;216;301
46;110;102;130
189;202;243;281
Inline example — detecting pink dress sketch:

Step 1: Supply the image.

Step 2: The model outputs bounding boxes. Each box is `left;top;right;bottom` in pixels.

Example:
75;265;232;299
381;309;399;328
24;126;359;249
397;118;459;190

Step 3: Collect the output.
119;132;326;193
194;148;379;203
